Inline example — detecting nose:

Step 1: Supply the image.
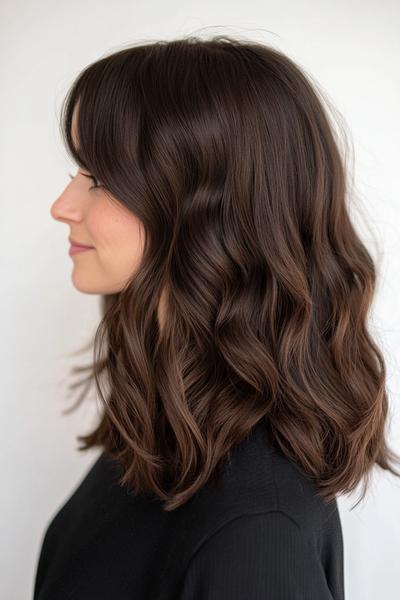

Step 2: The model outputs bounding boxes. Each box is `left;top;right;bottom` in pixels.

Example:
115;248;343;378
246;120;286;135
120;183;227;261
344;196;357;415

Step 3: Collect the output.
50;197;61;221
50;182;83;224
50;195;70;223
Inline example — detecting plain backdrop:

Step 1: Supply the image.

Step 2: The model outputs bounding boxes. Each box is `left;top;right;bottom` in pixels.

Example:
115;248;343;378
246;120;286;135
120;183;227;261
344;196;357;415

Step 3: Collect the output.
1;1;400;598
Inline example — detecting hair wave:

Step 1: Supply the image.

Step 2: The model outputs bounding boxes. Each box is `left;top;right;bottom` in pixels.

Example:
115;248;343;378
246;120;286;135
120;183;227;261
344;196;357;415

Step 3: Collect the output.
59;34;400;511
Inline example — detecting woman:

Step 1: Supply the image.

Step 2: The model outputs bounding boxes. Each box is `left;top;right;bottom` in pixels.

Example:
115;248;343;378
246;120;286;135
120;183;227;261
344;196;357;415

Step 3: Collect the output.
33;35;400;599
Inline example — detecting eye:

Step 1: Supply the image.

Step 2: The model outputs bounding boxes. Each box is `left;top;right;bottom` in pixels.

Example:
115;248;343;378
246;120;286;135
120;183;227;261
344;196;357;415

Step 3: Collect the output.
81;172;104;191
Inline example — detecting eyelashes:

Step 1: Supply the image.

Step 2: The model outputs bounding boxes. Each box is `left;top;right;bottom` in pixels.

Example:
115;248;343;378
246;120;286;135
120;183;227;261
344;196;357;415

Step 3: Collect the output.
81;172;103;190
68;171;103;190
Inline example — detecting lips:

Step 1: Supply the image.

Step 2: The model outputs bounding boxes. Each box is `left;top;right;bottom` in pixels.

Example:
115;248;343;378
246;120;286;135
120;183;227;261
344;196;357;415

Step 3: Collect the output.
69;237;94;248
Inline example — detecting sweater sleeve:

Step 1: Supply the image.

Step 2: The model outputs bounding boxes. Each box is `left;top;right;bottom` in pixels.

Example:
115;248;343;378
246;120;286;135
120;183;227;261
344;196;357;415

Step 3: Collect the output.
177;510;339;600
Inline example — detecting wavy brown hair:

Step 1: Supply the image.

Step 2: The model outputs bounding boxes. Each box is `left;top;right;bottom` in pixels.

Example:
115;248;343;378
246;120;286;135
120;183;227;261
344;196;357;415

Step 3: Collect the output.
59;34;400;511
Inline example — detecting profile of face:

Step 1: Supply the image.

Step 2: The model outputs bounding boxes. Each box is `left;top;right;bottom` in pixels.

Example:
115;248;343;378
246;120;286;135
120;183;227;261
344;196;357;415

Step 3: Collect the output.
50;106;145;296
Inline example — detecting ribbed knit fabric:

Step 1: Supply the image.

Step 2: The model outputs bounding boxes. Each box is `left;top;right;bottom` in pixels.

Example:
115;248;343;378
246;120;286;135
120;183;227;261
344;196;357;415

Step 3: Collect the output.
33;420;345;599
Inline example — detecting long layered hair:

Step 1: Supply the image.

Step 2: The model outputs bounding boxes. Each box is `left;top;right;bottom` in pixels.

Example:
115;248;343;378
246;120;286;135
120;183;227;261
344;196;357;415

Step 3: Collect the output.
60;35;400;511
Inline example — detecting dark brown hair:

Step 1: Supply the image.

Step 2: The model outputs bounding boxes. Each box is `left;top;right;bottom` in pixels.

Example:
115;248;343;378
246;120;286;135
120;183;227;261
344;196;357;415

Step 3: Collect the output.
59;34;400;511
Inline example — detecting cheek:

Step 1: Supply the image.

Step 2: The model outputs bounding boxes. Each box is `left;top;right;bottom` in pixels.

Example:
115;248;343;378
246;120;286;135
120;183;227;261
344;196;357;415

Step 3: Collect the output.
88;203;144;273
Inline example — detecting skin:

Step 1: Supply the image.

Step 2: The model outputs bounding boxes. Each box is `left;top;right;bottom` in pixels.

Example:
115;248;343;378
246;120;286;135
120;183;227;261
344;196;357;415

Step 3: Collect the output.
50;104;166;327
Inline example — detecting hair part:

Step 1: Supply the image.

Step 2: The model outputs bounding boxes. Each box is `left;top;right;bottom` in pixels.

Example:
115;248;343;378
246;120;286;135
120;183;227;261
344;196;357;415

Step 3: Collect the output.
60;34;400;511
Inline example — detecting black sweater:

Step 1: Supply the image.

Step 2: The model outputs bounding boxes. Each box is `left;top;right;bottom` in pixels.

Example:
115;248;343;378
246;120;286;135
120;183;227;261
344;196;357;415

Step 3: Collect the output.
33;420;345;599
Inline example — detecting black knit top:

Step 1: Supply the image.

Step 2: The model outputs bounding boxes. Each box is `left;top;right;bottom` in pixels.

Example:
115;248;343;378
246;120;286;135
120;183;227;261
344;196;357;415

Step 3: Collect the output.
33;420;345;599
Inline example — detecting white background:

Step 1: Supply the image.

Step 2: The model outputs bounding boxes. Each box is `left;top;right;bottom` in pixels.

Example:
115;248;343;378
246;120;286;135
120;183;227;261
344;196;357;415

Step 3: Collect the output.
1;1;400;598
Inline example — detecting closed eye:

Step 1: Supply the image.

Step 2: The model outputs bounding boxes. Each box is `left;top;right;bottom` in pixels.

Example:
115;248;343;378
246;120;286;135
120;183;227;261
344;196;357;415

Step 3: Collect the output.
81;172;103;190
68;171;103;190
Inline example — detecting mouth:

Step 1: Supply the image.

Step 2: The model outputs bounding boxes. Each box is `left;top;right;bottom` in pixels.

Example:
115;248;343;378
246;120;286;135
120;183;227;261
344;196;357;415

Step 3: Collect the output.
68;237;94;249
69;244;94;256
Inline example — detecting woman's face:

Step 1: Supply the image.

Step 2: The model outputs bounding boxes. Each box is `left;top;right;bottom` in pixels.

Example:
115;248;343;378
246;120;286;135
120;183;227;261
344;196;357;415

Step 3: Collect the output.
50;107;145;296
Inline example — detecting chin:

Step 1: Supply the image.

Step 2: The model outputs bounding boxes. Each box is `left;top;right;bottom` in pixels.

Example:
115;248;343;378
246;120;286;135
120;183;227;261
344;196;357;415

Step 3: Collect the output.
71;272;124;295
71;272;101;295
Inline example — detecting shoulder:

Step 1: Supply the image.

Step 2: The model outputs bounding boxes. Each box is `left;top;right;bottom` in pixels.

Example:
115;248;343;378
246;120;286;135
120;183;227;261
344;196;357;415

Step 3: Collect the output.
188;419;339;530
168;421;344;599
177;508;343;599
178;510;306;599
